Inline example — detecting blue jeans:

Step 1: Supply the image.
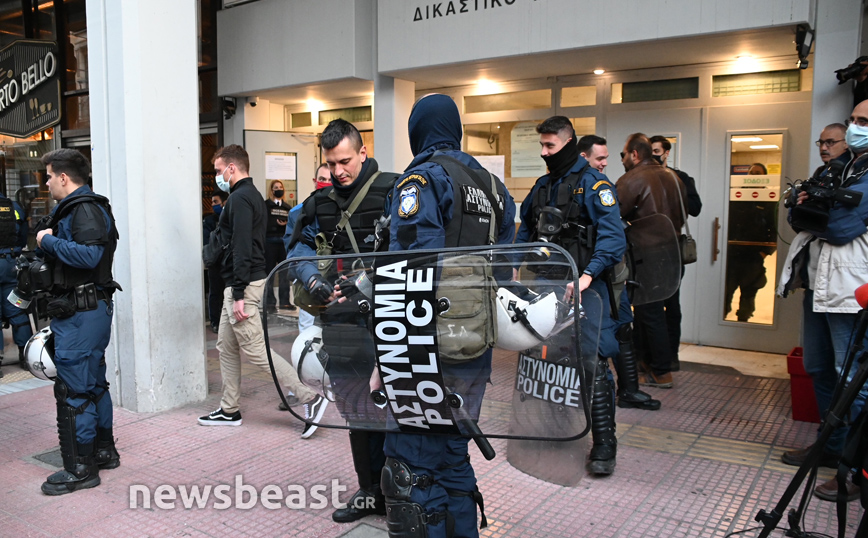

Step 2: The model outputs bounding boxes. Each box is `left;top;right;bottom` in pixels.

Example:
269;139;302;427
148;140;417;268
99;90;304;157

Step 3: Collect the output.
802;290;868;454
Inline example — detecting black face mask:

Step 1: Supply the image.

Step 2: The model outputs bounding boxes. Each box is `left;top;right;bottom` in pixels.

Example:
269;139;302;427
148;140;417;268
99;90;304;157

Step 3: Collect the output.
542;137;579;180
273;190;284;198
651;154;664;165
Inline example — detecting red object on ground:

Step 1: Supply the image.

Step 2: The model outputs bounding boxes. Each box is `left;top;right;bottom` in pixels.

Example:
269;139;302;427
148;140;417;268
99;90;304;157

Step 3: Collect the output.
787;346;821;423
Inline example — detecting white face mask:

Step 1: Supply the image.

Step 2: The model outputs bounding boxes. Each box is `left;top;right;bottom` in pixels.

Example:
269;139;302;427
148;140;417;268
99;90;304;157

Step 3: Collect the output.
216;167;232;192
845;122;868;153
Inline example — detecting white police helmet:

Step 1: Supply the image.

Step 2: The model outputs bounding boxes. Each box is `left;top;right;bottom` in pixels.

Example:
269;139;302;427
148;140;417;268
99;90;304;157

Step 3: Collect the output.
24;327;56;381
495;287;560;351
290;326;333;400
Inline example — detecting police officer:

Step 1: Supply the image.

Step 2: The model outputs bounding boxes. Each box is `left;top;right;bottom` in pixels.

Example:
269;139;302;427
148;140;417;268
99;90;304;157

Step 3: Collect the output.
287;119;398;521
35;149;121;495
379;94;515;538
516;117;660;478
0;189;32;377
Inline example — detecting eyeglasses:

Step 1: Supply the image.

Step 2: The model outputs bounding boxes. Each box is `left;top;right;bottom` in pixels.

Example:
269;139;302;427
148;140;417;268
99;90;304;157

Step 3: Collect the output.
845;118;868;127
815;139;844;148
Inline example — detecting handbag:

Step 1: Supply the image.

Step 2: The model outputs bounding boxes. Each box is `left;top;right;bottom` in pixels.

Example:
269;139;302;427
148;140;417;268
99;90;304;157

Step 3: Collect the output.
671;172;697;265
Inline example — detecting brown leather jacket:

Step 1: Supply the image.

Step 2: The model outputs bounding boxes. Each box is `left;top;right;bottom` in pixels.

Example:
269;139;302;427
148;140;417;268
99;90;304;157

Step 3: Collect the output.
615;159;688;231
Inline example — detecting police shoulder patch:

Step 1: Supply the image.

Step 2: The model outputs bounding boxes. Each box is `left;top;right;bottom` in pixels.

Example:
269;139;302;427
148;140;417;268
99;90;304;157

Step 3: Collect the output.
398;184;420;218
396;174;428;190
592;180;612;191
599;189;616;207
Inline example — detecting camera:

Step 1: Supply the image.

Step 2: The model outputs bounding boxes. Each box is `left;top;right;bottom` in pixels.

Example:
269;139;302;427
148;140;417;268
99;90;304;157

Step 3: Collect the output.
835;56;868;85
785;160;863;233
6;254;52;309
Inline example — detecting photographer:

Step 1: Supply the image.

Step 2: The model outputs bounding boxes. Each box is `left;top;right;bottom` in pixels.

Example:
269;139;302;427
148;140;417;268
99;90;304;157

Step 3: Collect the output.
778;104;868;502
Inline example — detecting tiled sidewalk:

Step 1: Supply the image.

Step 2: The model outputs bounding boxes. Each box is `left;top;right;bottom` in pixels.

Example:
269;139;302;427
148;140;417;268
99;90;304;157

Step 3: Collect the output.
0;333;864;537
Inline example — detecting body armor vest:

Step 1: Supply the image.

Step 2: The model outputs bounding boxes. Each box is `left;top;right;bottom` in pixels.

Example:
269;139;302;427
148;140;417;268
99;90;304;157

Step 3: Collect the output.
428;154;505;248
0;196;18;249
48;193;119;292
310;171;397;254
528;164;595;271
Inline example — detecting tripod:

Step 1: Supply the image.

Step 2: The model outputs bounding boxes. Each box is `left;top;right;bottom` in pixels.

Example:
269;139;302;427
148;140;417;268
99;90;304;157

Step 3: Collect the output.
755;310;868;538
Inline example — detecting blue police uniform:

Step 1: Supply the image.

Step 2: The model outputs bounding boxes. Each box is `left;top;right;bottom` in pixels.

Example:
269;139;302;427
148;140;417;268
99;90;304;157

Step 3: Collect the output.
0;193;33;365
383;94;515;538
39;184;118;495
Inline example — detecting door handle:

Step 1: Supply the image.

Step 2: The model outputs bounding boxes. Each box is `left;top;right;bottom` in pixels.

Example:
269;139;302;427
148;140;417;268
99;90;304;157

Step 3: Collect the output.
712;217;721;263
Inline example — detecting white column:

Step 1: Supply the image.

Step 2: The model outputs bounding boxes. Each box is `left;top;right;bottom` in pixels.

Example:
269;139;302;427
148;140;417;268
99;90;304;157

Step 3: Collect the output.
809;0;863;172
87;0;207;412
373;76;415;173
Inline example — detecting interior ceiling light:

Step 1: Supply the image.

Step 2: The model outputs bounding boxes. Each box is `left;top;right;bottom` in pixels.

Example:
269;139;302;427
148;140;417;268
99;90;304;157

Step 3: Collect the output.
750;144;779;150
593;69;605;75
734;55;760;74
476;79;500;94
731;136;763;142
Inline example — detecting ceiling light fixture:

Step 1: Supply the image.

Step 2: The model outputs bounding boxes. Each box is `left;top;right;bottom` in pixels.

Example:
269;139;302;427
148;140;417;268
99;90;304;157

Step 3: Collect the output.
749;144;780;150
593;69;605;75
731;136;763;142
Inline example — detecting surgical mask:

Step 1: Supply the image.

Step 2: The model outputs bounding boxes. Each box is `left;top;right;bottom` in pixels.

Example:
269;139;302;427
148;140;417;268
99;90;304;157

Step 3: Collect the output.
845;123;868;152
212;204;222;216
273;189;284;198
216;168;232;193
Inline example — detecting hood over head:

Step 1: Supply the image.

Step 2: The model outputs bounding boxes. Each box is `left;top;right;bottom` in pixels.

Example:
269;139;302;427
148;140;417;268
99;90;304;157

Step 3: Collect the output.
408;94;462;156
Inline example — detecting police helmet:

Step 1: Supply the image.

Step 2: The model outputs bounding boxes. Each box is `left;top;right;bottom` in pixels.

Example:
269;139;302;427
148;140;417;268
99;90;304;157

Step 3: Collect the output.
495;287;560;351
24;327;56;381
289;326;333;400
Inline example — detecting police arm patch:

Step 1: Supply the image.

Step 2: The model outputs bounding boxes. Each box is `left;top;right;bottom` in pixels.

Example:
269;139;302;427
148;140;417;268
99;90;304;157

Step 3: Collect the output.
398;184;420;218
599;189;616;207
396;174;428;190
592;179;612;191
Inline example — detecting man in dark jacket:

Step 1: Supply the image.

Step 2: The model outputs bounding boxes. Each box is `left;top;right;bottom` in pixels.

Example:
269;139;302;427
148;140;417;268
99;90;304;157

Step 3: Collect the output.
616;133;687;389
198;145;326;430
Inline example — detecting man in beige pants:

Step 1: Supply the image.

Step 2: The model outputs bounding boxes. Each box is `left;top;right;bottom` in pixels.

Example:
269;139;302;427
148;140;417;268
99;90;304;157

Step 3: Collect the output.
198;144;328;438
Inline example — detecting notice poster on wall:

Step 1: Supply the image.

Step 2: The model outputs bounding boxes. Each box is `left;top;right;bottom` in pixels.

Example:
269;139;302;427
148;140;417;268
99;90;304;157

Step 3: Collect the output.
265;152;297;180
475;155;506;183
511;122;546;178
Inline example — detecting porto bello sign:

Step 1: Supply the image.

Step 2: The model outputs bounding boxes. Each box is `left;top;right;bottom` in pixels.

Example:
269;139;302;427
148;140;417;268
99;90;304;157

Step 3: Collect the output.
0;40;61;138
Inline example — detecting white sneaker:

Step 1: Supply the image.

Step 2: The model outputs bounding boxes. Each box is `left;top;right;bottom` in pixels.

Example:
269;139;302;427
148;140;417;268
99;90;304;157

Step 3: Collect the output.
301;396;328;439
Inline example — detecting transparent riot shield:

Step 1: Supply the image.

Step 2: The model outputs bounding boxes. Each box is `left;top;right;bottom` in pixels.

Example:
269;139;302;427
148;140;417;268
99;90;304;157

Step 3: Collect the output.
263;243;593;449
624;213;682;306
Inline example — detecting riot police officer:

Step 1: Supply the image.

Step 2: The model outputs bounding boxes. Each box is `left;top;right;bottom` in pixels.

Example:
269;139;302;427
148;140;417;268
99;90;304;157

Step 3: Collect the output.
35;149;121;495
0;189;32;376
516;117;660;478
287;119;398;521
379;94;516;538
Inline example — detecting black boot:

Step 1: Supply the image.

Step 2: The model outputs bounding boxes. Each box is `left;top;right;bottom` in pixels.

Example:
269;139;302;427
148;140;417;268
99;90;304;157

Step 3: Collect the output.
589;357;617;476
332;430;387;522
615;325;661;411
19;346;27;370
41;441;101;495
94;427;120;469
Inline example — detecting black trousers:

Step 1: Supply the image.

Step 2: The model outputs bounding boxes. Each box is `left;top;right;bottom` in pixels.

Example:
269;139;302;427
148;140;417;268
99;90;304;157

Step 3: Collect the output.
207;268;224;326
633;299;673;376
264;239;290;307
663;267;685;361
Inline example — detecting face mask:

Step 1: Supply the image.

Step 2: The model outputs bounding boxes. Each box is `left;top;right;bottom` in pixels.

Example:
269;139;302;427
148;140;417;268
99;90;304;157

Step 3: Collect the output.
212;204;222;216
273;189;284;198
651;154;664;165
846;123;868;152
216;167;232;193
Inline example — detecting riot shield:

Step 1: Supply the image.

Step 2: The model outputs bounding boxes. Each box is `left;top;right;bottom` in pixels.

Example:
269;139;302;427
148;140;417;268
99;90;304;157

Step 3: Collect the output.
263;243;593;447
624;213;682;306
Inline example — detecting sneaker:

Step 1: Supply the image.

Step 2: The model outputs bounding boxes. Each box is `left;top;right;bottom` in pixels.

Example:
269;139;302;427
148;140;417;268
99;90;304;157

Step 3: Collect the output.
277;392;302;411
639;371;674;389
301;395;328;439
198;408;242;426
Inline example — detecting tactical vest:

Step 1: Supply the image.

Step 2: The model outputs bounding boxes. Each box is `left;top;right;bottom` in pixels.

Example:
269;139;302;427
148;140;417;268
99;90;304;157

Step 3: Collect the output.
48;193;119;292
528;164;595;271
428;154;505;247
0;196;17;249
308;171;397;254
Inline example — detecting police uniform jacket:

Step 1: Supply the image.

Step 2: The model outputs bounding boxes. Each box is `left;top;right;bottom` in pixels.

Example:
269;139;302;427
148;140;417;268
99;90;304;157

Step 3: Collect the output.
516;156;625;278
218;177;267;300
0;192;28;255
39;186;113;287
616;159;688;230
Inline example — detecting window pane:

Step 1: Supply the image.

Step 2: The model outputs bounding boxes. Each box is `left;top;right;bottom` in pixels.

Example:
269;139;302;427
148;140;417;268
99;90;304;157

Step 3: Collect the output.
464;89;551;113
65;0;88;91
291;112;312;128
0;1;24;49
621;78;699;103
561;86;596;107
63;94;89;130
713;70;801;97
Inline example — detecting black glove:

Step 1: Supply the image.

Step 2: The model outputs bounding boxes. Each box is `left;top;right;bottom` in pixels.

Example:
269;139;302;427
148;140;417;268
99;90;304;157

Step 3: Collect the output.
307;274;333;304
